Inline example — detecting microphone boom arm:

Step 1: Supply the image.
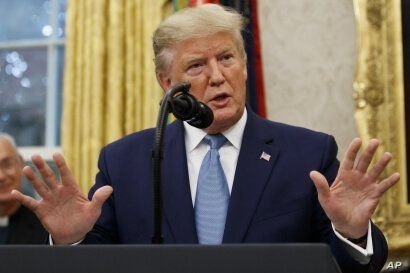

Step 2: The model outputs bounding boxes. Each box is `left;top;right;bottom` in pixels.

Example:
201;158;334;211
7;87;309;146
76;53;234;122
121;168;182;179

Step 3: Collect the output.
151;82;192;244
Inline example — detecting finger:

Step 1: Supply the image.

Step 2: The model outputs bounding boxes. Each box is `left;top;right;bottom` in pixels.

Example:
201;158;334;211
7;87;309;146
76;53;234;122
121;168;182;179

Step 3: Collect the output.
309;171;330;200
91;186;113;210
22;165;50;198
368;152;392;180
356;139;380;173
378;172;400;194
31;154;58;190
340;138;362;170
53;153;77;187
10;190;39;211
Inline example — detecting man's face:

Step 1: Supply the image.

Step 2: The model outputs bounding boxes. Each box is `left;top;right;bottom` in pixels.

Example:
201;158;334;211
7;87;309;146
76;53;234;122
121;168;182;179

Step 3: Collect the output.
0;139;22;203
158;32;248;134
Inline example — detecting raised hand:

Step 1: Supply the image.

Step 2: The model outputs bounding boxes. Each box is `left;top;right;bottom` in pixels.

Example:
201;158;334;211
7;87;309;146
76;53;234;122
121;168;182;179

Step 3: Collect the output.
310;138;400;239
10;153;113;244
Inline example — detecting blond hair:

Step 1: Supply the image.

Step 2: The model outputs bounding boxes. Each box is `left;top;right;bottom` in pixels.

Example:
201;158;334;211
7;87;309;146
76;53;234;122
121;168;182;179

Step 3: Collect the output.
153;4;247;73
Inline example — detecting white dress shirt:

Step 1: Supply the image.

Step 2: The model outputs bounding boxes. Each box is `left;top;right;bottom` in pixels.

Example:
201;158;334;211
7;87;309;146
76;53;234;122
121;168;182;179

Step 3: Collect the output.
184;109;247;205
183;108;373;264
0;216;9;227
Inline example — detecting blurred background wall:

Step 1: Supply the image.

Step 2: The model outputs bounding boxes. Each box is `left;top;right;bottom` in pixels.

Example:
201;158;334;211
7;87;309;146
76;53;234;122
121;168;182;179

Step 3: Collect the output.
259;0;357;159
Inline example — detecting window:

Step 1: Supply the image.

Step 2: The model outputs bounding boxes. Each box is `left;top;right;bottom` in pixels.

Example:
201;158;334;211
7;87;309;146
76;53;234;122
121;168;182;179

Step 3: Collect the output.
0;0;66;153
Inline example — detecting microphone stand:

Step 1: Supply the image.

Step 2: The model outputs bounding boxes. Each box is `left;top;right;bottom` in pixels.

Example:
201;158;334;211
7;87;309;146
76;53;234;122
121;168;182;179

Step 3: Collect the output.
151;82;191;244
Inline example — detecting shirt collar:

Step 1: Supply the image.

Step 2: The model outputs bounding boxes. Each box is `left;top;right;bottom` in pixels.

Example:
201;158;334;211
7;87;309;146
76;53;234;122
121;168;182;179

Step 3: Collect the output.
183;108;248;152
0;216;9;227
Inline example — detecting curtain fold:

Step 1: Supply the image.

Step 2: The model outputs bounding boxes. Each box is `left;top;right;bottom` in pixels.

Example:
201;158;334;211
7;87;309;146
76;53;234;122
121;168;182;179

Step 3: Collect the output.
62;0;171;193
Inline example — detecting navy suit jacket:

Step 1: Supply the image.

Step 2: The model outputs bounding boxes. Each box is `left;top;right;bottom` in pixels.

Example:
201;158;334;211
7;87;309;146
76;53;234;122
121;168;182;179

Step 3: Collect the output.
84;110;387;273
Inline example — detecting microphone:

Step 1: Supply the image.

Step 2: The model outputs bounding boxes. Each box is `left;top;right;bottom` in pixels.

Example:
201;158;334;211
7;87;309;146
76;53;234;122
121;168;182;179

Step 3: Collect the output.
151;82;213;244
169;86;214;129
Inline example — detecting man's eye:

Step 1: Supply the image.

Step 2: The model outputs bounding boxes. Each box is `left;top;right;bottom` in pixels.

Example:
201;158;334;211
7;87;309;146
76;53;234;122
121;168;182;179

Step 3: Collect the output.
0;158;16;170
222;54;233;61
187;63;203;75
189;63;202;69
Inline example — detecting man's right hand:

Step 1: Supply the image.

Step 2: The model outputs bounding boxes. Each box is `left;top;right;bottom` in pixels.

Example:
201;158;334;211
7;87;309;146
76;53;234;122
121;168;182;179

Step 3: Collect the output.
10;153;113;245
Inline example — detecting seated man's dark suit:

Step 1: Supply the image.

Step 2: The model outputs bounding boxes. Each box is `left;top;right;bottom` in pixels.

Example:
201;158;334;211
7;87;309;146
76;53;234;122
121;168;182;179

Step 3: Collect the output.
1;206;47;244
84;109;387;273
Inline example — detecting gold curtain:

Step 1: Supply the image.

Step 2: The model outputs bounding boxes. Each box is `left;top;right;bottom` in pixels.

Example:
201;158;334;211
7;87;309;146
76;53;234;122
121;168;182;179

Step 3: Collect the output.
62;0;171;193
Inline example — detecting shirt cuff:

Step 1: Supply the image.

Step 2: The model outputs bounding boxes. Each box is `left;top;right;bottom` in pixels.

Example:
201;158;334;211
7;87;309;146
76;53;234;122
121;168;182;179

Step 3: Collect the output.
49;234;83;245
331;221;373;264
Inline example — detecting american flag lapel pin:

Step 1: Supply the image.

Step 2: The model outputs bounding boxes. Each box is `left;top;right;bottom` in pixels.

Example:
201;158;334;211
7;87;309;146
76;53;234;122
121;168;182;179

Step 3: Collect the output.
260;151;271;162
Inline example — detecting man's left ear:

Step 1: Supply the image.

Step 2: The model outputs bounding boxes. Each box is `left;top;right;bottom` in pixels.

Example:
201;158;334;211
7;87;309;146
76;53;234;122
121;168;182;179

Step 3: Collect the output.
243;54;248;80
244;67;248;80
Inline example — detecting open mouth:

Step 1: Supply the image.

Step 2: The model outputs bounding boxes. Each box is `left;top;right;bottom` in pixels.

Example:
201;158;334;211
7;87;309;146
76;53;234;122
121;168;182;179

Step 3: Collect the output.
214;94;228;101
211;93;229;102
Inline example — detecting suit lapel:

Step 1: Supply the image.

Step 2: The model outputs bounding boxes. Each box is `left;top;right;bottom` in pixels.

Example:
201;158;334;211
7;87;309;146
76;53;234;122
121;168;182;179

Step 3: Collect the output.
223;111;279;243
162;121;198;243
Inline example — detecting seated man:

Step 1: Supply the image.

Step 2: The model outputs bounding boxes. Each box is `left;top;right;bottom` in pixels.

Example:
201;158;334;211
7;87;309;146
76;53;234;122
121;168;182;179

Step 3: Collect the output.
0;133;47;244
11;4;399;273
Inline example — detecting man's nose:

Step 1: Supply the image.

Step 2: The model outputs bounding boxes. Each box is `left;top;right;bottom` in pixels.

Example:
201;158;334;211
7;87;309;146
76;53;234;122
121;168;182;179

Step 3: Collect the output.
207;60;225;86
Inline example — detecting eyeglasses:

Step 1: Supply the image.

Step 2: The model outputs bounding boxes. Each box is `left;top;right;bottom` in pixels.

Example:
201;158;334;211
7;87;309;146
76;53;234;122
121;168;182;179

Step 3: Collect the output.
0;158;18;173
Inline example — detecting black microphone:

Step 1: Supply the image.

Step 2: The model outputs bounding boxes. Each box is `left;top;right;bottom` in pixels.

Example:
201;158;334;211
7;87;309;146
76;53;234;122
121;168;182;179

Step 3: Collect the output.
151;82;213;244
170;89;214;129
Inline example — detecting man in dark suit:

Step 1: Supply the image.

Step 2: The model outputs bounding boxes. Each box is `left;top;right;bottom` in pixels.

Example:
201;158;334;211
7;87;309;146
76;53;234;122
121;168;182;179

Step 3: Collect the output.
0;134;47;244
11;4;399;273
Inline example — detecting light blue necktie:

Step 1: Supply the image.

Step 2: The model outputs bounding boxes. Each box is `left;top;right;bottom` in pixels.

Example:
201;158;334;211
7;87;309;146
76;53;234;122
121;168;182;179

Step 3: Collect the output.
195;134;229;244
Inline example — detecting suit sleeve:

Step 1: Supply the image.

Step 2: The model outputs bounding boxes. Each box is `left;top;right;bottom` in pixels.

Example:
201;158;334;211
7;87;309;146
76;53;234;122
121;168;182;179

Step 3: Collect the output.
314;135;387;273
82;147;120;244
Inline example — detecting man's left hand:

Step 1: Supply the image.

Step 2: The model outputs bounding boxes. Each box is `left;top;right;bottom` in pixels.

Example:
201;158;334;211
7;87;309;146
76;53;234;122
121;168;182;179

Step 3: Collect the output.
310;138;400;239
